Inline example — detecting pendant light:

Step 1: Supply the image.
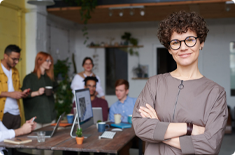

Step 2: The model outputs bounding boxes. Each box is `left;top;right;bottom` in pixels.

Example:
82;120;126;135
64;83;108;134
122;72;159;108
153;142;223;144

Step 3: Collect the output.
27;0;55;6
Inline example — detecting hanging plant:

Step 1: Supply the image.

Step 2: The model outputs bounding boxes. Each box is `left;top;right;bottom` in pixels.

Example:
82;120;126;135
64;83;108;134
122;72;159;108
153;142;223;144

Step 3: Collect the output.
65;0;97;44
121;32;139;56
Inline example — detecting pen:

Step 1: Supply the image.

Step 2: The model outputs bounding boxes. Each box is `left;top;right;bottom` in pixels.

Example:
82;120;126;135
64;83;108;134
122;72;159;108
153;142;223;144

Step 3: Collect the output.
16;138;22;141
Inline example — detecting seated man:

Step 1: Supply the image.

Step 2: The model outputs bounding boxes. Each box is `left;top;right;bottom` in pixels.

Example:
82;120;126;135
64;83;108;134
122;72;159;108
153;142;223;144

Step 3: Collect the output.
0;117;36;154
84;77;109;121
109;79;137;122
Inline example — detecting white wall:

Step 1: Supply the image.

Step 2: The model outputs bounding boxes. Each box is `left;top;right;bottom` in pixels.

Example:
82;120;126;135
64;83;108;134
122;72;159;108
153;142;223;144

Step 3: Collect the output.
25;2;38;74
47;14;79;77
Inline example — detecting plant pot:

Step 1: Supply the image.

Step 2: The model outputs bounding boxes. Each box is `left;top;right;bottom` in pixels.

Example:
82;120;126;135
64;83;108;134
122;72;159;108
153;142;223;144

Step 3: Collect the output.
137;73;144;78
76;137;84;145
124;40;129;45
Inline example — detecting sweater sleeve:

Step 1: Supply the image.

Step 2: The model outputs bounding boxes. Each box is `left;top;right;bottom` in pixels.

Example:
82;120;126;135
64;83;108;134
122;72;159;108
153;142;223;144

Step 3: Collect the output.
180;90;228;154
132;76;170;143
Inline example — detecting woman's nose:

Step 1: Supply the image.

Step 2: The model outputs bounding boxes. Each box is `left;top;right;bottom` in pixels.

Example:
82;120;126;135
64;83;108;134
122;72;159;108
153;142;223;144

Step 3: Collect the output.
180;41;187;50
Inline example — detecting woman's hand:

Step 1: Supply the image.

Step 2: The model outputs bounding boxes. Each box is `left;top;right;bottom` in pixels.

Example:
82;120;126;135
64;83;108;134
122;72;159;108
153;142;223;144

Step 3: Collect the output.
192;124;205;135
139;103;159;120
38;88;45;95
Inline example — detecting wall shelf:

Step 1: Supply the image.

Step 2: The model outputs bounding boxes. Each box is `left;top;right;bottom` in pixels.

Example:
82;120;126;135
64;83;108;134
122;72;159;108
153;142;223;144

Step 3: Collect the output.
88;45;143;48
132;77;149;80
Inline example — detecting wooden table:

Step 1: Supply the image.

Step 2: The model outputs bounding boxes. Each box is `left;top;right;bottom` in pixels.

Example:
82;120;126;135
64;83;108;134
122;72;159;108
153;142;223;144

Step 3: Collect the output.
0;124;139;155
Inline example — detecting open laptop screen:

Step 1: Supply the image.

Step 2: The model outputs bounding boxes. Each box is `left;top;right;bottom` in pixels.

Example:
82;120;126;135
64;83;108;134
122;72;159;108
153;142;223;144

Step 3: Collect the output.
74;88;93;122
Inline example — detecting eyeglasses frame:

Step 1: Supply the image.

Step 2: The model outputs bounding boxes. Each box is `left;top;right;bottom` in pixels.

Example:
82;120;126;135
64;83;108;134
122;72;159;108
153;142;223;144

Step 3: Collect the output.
168;36;199;50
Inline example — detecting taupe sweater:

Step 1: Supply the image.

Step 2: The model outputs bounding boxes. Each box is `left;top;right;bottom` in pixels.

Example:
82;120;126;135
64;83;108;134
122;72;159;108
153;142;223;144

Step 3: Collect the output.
132;73;228;154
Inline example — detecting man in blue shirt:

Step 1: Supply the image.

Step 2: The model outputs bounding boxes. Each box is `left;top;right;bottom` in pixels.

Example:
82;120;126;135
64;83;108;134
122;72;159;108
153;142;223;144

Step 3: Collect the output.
109;79;137;122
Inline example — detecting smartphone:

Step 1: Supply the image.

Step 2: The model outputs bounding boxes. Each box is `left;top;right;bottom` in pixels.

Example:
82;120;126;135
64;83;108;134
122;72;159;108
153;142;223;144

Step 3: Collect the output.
31;117;36;123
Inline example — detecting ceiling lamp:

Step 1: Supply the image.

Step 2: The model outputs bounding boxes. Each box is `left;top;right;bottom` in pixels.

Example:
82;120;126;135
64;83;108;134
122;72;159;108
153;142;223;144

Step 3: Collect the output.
119;10;123;17
109;10;113;17
27;0;55;6
140;9;145;16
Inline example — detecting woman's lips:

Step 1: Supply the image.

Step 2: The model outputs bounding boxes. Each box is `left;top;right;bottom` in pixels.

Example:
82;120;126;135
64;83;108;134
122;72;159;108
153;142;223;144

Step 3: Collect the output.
179;53;191;58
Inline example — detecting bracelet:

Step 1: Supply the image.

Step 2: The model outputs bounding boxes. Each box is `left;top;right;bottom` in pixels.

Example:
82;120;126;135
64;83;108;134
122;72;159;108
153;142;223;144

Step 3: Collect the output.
186;122;193;135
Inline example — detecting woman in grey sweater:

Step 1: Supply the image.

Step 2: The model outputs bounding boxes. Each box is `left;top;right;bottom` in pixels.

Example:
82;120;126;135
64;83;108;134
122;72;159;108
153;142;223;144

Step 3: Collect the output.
132;11;228;154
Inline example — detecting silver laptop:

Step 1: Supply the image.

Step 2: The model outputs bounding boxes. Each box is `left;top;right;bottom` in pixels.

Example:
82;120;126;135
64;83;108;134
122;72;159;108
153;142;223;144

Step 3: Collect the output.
92;107;103;124
28;112;65;138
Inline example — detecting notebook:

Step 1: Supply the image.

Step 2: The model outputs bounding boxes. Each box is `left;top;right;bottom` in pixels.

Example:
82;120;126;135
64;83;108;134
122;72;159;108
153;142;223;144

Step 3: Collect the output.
4;138;32;145
110;123;132;129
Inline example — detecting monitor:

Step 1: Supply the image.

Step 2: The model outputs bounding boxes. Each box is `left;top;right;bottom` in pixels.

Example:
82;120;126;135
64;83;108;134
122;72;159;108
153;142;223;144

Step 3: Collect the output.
74;88;94;131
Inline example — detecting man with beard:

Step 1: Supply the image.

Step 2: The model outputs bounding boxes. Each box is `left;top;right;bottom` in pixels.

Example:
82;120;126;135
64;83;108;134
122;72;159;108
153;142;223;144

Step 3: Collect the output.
84;76;109;121
0;45;30;129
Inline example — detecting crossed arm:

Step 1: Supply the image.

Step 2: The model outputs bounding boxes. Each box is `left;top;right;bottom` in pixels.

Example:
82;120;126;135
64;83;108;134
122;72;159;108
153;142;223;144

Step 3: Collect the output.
139;104;205;149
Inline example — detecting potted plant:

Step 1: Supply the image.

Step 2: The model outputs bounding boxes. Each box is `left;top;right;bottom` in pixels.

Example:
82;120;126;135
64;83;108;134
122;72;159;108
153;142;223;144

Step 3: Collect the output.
96;120;102;129
121;32;139;56
54;58;73;119
76;128;84;144
121;32;131;45
132;64;144;78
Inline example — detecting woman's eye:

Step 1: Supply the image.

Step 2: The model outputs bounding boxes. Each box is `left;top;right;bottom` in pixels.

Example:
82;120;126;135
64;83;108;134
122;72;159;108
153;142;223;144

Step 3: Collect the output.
171;41;179;45
187;39;194;42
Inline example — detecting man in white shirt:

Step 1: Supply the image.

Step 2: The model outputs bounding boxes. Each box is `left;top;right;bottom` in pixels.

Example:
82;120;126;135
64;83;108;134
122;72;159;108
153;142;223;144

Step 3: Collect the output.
0;45;30;129
0;117;36;154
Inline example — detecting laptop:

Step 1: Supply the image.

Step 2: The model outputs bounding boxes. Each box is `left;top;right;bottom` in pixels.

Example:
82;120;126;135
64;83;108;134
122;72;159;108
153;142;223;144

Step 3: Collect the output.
28;112;65;138
92;107;103;124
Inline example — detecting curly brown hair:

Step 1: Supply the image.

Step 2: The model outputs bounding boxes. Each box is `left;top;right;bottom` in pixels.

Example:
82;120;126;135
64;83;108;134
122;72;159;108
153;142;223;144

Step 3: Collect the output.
157;11;209;49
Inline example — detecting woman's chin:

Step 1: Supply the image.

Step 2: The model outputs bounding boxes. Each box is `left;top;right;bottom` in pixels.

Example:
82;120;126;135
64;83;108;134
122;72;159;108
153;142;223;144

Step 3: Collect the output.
85;69;92;72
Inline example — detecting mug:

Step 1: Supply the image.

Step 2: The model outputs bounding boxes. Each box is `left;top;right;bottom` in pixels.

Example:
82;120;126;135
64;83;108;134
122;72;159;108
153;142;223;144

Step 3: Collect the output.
98;122;110;132
128;115;132;124
114;114;123;124
67;114;74;124
45;86;53;96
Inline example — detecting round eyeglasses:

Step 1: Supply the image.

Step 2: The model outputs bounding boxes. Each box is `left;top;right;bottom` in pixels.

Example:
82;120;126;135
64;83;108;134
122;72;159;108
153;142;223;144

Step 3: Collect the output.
169;36;199;50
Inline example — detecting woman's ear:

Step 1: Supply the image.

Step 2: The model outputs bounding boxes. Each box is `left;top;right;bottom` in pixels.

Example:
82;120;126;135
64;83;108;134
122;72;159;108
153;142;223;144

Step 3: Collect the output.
200;42;205;50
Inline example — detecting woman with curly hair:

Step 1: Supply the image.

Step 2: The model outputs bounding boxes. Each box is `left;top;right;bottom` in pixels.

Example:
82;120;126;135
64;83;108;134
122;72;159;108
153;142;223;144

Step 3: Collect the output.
132;11;228;154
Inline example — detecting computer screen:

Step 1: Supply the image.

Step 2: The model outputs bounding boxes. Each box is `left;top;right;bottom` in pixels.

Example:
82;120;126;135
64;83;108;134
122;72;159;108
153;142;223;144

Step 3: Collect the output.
74;88;93;122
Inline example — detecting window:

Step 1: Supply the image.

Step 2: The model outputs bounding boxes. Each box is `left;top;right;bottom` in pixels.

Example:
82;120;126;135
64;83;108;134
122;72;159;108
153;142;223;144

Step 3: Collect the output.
105;48;128;95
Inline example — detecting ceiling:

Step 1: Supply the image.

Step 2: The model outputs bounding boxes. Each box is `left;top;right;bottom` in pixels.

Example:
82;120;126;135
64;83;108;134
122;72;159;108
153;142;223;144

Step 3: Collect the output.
47;0;235;24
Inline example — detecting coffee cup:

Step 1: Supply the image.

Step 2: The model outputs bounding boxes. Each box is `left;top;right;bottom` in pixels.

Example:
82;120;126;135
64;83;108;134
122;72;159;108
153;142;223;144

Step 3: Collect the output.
128;115;132;124
67;114;74;124
114;114;123;124
45;86;53;96
98;122;110;132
